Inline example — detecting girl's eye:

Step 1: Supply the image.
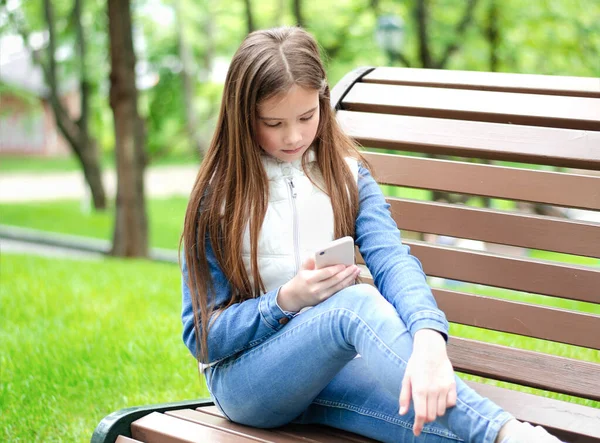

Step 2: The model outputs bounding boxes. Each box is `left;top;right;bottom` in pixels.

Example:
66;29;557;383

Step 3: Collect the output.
300;114;314;122
264;122;281;128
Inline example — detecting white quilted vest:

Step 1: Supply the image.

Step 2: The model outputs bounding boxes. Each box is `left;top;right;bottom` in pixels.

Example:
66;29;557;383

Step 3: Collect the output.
241;150;359;293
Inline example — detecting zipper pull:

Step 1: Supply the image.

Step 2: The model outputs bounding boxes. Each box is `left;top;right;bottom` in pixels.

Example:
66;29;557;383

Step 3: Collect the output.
288;178;297;198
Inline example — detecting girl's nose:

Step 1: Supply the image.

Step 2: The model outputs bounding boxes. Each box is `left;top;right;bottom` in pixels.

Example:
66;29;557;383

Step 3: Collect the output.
284;126;302;146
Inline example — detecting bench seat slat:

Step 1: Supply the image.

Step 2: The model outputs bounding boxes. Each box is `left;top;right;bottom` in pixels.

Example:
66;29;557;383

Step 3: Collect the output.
405;241;599;303
342;84;600;130
115;437;143;443
131;411;258;442
365;153;600;211
465;381;600;442
338;111;600;170
187;408;379;443
449;338;600;401
387;198;600;259
363;67;600;98
167;409;304;443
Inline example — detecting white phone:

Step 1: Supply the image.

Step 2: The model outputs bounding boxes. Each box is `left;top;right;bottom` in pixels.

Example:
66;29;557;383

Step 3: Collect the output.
315;236;355;269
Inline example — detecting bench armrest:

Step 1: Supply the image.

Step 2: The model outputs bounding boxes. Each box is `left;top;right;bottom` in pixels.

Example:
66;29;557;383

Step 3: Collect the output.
90;398;214;443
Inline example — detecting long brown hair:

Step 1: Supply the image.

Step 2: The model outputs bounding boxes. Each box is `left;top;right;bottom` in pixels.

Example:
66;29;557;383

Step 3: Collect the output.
180;26;368;363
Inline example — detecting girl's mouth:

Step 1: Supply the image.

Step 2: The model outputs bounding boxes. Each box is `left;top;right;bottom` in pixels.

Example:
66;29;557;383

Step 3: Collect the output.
282;146;303;154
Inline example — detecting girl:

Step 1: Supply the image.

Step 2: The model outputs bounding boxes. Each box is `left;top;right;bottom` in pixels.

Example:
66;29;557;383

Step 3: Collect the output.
180;27;563;443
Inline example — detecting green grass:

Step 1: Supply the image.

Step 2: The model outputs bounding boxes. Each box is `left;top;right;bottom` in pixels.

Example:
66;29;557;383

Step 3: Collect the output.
0;198;189;251
0;253;208;442
0;152;200;175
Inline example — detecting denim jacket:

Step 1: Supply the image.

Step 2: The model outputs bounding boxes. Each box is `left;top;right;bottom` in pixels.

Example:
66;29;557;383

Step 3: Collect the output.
181;165;449;365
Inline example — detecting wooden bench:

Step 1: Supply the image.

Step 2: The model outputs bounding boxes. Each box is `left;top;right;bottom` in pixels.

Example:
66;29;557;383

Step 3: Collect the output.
91;67;600;443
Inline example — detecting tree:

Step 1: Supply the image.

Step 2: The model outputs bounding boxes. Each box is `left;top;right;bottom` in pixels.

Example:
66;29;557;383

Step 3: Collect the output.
107;0;148;257
293;0;304;28
25;0;108;210
174;0;207;157
243;0;255;34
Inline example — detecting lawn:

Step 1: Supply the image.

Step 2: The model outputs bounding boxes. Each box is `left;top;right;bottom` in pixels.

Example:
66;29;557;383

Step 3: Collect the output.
0;198;189;251
0;253;207;442
0;152;200;175
2;252;598;441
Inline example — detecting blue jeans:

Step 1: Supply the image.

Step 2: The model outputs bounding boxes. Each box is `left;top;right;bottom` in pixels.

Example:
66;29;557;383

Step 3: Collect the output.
204;284;513;442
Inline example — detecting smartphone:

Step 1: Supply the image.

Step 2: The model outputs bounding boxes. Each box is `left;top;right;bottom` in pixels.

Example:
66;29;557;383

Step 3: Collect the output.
315;236;355;269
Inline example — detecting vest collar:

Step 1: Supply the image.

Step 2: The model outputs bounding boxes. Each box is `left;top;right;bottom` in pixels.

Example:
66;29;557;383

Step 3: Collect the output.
261;148;316;180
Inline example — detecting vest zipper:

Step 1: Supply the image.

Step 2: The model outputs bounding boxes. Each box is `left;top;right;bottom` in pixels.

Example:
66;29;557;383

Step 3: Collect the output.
286;177;301;274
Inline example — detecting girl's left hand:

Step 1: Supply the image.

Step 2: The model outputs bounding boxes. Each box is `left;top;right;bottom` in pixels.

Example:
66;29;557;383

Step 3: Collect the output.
399;329;457;436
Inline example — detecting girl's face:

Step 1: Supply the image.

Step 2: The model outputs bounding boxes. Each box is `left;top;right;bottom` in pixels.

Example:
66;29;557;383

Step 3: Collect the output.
255;85;320;162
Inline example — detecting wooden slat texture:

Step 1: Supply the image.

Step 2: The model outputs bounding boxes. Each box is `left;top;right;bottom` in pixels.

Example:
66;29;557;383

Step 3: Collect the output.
365;152;600;211
359;275;600;349
387;198;600;258
115;437;143;443
167;409;302;443
276;425;379;443
342;83;600;130
131;412;258;443
364;67;600;98
330;67;375;110
357;243;600;303
466;381;600;443
433;289;600;350
405;241;600;303
448;337;600;400
338;111;600;170
191;407;378;443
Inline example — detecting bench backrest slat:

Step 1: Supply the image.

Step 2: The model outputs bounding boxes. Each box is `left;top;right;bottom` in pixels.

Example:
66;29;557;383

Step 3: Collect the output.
338;111;600;170
448;337;600;401
407;242;600;303
358;244;600;303
336;66;600;403
343;84;600;130
363;67;600;98
388;199;600;258
364;153;600;211
433;289;600;349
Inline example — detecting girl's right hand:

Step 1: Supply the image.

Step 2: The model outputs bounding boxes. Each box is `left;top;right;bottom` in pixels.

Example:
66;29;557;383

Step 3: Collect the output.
277;257;361;313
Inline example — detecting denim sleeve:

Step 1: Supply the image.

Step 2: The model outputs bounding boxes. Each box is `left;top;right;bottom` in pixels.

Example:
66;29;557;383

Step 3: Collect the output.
355;165;449;340
181;238;295;364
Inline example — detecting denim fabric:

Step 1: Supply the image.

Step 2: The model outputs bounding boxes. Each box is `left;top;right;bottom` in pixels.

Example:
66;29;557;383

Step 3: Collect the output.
181;163;514;441
181;166;448;365
205;285;513;442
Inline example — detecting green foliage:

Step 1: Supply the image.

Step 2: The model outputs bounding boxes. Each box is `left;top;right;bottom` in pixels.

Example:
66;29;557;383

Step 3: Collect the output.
6;0;598;164
0;253;207;442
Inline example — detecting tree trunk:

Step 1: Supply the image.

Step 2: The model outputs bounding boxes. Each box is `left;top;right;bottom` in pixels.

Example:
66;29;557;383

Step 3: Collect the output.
293;0;304;28
243;0;255;34
43;0;107;210
415;0;433;67
175;0;206;157
107;0;149;258
487;0;500;72
434;0;479;69
274;0;285;25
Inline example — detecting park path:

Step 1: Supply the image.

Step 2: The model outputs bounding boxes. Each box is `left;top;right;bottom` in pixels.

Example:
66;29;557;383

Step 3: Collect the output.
0;165;199;203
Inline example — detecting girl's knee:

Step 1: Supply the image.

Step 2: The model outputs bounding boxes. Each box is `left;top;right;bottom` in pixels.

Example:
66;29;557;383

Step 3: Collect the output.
329;284;396;317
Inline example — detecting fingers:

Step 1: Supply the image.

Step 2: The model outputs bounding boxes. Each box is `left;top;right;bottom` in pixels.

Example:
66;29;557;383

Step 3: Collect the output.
437;391;447;417
399;375;411;415
446;381;457;408
317;268;358;300
412;387;426;436
301;257;316;271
